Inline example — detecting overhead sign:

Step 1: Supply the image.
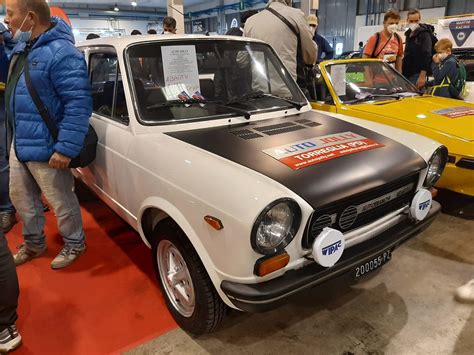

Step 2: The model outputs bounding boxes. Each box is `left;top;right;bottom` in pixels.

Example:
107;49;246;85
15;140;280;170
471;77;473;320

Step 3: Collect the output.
449;20;473;47
263;132;385;170
437;16;474;49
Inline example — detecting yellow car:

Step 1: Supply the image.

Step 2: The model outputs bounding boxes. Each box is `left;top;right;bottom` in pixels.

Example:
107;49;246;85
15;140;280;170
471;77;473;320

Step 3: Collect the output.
312;58;474;196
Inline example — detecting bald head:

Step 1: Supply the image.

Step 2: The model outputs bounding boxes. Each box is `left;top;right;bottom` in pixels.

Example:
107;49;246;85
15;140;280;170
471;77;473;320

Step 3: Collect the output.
18;0;51;24
5;0;52;40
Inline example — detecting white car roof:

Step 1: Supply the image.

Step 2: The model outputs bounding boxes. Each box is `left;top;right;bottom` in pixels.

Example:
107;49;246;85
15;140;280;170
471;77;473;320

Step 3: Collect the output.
77;34;266;48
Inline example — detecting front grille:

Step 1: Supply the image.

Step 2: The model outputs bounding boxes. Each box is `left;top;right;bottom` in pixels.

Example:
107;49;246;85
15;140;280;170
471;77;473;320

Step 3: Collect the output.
302;173;419;249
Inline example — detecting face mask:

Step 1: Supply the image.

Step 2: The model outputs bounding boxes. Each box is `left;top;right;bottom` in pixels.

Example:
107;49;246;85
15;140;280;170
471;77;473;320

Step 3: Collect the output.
438;52;448;61
12;13;32;43
408;23;419;32
310;26;316;36
387;24;398;34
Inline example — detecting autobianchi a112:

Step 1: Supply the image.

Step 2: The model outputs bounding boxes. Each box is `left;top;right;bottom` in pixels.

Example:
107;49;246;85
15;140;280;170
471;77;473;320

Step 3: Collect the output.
75;35;448;334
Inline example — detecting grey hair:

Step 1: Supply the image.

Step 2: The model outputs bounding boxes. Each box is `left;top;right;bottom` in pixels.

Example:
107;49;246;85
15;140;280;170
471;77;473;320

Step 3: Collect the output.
267;0;292;7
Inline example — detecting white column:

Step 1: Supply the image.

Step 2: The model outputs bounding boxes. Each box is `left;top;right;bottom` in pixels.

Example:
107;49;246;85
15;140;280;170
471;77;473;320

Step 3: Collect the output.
167;0;185;34
300;0;311;15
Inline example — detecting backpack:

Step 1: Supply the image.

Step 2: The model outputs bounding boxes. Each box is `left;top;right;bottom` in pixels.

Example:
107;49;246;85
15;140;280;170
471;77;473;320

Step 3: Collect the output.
371;32;402;58
451;58;467;98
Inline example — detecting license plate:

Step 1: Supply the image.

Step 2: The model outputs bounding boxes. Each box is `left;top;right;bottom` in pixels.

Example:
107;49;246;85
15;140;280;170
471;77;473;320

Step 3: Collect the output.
354;249;392;279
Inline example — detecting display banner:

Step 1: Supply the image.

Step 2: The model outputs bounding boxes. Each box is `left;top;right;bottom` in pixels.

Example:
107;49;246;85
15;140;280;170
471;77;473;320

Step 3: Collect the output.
263;132;384;170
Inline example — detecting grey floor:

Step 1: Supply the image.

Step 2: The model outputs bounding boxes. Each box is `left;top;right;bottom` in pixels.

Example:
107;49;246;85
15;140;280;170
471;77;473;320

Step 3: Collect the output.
127;213;474;355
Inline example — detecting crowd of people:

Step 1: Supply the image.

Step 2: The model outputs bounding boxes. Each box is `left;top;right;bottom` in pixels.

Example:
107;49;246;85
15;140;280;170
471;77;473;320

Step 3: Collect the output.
230;2;466;101
0;0;471;353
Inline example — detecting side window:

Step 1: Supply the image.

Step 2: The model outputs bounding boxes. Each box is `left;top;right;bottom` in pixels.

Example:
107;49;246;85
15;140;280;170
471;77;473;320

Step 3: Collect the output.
89;51;129;124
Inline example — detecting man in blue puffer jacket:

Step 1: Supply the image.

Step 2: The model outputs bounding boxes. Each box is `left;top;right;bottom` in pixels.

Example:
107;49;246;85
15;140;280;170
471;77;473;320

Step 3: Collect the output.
2;0;92;269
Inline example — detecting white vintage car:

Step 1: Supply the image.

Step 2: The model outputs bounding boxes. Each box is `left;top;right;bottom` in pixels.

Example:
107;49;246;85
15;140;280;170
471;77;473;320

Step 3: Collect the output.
76;35;447;334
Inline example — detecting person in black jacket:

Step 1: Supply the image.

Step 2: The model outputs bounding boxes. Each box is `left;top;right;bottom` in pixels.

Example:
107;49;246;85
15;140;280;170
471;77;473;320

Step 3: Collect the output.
402;8;432;90
0;231;22;353
225;10;257;37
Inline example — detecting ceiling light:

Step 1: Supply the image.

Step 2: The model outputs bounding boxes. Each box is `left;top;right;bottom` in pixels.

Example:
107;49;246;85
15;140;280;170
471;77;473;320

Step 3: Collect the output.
114;4;120;12
131;1;138;6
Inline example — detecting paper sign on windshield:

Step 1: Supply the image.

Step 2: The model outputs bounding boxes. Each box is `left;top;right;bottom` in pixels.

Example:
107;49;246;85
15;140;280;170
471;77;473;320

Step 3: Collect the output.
433;106;474;118
162;45;200;99
330;65;347;96
263;132;384;170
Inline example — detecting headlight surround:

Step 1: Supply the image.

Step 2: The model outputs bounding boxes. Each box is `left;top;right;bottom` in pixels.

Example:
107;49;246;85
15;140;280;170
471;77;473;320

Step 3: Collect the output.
424;146;448;188
251;199;302;255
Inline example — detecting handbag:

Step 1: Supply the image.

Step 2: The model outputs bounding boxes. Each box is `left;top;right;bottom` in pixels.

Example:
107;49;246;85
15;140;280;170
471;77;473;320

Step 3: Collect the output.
23;58;98;168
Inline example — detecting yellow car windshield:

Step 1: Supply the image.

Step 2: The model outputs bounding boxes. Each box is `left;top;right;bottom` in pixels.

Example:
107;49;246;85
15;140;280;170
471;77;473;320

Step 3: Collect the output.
325;61;419;104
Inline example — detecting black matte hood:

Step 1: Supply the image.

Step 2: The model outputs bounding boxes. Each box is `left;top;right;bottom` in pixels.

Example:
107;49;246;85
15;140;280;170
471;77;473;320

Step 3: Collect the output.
167;111;426;209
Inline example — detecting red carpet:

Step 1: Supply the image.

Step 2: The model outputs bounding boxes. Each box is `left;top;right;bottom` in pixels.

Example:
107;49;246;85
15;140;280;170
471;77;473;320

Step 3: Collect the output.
6;189;177;354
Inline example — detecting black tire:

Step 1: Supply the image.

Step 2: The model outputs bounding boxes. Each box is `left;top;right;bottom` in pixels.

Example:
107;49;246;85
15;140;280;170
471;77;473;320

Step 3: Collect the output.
151;219;227;335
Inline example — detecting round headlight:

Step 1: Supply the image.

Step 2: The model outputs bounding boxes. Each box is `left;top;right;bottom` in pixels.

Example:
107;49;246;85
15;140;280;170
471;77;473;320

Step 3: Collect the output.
424;146;448;188
251;199;302;255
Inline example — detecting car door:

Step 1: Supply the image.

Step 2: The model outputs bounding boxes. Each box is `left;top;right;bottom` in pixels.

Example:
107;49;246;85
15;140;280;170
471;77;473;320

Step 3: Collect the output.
78;47;134;219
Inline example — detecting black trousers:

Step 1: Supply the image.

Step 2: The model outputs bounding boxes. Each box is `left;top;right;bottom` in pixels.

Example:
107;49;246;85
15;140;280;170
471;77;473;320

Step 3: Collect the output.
0;232;18;330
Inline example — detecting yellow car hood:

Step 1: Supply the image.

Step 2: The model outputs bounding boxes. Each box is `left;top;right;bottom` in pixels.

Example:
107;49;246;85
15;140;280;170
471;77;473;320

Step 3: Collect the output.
349;96;474;141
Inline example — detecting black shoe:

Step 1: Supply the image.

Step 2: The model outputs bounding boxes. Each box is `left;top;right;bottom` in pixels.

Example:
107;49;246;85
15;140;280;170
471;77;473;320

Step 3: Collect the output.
0;212;17;234
0;324;22;353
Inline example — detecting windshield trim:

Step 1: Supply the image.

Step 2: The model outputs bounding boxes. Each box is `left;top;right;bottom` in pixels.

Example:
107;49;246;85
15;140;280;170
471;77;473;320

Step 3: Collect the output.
123;39;307;126
324;60;419;105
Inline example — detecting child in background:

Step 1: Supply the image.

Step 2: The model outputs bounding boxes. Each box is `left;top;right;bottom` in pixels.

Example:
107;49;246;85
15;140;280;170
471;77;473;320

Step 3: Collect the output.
430;38;461;99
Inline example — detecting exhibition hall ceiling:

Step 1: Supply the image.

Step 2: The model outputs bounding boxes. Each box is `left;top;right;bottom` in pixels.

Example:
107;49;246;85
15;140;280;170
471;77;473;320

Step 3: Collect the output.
49;0;207;9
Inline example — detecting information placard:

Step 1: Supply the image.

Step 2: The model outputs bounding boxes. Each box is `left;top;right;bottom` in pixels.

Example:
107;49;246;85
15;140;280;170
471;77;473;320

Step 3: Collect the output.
161;45;200;99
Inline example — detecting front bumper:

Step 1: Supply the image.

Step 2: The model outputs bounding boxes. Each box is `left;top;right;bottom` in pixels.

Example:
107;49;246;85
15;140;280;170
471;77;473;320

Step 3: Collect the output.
221;200;441;312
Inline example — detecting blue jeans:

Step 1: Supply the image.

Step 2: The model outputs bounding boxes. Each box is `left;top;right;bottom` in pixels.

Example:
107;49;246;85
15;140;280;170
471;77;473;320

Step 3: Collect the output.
9;148;85;251
0;96;14;213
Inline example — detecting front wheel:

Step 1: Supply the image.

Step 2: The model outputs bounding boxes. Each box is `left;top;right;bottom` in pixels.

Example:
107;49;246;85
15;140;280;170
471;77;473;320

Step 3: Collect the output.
151;220;227;334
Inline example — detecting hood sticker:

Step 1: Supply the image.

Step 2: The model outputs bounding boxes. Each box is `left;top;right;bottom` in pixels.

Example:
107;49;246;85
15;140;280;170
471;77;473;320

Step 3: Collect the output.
263;131;384;170
432;106;474;118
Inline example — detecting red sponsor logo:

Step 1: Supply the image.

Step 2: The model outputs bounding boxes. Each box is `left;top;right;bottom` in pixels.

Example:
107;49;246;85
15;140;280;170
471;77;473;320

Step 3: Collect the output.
279;138;384;170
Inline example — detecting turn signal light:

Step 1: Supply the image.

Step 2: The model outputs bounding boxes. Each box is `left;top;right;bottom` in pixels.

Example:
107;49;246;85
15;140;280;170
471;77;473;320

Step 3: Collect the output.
204;215;224;230
430;187;438;198
254;252;290;277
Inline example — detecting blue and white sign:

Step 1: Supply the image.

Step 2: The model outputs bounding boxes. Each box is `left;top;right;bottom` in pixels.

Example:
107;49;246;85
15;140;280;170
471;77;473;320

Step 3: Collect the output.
410;189;432;221
312;228;345;267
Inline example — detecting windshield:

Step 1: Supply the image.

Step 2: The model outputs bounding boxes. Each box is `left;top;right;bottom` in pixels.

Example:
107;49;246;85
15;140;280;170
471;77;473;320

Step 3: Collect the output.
126;40;306;124
325;61;419;104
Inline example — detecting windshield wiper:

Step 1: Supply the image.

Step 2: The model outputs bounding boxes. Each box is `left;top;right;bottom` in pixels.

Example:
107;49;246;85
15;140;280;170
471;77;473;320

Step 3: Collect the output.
146;99;253;120
347;93;405;104
226;91;305;111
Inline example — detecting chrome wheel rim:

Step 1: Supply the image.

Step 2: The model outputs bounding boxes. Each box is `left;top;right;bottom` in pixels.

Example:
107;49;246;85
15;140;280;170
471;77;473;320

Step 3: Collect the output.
157;240;195;317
